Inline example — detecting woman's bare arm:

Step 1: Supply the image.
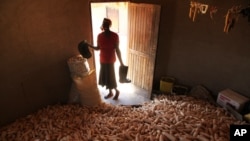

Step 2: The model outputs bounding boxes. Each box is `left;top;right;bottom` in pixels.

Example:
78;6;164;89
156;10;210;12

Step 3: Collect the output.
116;46;124;66
85;41;100;50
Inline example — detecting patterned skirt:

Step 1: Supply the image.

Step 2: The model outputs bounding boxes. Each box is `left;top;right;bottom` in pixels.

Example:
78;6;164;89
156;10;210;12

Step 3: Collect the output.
98;63;117;89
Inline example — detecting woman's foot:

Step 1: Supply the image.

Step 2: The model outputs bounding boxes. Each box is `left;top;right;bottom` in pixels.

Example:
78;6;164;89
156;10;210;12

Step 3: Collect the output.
113;90;119;100
104;92;113;99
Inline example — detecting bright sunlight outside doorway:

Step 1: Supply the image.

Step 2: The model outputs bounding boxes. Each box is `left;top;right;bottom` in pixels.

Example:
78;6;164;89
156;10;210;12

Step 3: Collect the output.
90;2;130;95
90;2;161;105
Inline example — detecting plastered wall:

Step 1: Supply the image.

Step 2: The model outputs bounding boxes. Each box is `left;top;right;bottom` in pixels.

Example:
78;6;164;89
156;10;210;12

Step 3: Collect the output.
0;0;94;126
152;0;250;98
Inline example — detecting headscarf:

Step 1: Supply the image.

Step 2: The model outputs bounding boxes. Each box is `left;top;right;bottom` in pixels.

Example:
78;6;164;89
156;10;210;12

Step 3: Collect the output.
101;18;112;30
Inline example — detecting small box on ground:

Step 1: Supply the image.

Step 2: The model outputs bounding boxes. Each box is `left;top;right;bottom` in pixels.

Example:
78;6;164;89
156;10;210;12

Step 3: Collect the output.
217;89;249;113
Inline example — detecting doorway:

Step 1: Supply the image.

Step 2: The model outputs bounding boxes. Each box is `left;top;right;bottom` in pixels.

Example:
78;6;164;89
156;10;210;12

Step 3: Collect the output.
90;2;161;102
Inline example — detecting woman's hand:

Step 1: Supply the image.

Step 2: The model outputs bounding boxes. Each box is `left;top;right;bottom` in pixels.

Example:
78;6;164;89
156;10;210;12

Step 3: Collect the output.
83;40;100;50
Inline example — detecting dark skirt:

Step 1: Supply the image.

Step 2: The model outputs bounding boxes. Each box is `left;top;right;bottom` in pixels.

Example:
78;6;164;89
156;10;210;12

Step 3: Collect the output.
99;63;117;89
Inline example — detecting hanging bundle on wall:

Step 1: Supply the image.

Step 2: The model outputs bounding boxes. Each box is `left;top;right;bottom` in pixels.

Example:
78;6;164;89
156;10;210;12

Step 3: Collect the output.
189;1;209;22
239;5;250;22
209;6;218;20
223;6;241;33
189;1;250;33
189;1;197;21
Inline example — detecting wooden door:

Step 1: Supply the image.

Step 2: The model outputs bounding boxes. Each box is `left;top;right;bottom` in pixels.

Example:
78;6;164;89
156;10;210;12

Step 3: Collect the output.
127;3;161;98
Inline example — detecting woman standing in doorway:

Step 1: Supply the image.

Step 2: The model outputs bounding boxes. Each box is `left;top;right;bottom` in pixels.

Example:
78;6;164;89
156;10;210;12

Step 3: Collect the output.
87;18;124;100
